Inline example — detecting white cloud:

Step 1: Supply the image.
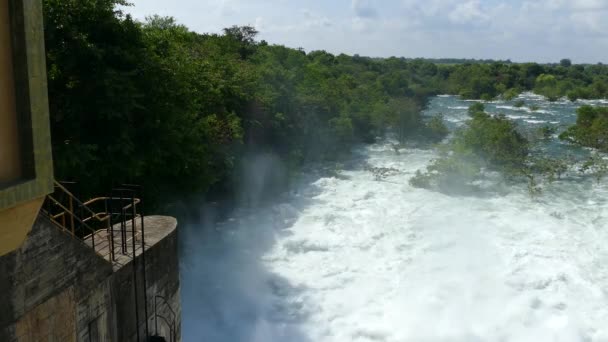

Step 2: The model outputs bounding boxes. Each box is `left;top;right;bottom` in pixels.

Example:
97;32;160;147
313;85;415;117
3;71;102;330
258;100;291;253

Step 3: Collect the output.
448;0;488;24
522;0;608;11
352;0;378;18
401;0;454;17
570;0;608;10
218;0;237;16
302;9;333;28
570;11;607;35
254;16;264;30
124;0;608;63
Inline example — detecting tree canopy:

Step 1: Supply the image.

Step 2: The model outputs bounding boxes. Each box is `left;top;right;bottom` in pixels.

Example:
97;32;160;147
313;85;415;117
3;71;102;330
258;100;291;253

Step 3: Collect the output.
42;0;608;208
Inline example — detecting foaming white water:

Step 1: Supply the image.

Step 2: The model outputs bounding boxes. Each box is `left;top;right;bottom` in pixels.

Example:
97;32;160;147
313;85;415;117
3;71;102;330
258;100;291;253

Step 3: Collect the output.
181;94;608;341
182;139;608;342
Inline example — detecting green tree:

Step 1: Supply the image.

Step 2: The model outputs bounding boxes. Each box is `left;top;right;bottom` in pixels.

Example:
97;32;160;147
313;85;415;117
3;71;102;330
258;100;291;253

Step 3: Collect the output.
560;59;572;68
560;105;608;151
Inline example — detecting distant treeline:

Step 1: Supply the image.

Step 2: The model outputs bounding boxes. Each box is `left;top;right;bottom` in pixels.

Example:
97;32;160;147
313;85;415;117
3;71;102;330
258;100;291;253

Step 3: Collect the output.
411;58;513;65
42;0;608;209
436;61;608;101
43;0;443;209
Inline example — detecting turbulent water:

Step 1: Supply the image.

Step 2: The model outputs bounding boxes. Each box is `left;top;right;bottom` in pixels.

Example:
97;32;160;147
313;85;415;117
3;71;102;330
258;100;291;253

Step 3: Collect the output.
181;94;608;342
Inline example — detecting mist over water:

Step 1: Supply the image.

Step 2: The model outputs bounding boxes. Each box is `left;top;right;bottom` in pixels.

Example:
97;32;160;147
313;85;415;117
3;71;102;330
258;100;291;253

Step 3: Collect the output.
181;94;608;342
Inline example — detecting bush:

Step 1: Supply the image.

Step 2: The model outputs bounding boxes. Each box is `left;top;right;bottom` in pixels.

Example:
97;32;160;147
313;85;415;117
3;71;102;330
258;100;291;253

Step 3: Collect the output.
423;114;449;142
580;154;608;183
560;105;608;151
538;125;557;139
481;93;494;101
503;88;520;101
410;106;529;192
468;103;485;116
458;113;529;171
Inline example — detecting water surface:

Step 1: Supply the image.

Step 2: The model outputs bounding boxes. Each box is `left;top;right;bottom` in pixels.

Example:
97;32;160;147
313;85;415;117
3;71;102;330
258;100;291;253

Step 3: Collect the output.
181;94;608;342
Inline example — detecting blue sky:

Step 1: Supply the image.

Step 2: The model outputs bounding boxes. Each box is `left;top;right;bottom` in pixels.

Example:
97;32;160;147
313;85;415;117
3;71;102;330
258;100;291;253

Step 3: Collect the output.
124;0;608;63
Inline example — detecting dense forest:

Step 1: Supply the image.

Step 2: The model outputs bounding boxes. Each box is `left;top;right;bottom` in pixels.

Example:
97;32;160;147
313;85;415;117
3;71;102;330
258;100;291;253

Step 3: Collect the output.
43;0;608;210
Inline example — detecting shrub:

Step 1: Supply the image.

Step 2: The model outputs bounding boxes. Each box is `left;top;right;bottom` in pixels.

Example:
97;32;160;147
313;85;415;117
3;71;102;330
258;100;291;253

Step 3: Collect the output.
560;105;608;151
468;103;485;116
410;106;529;191
503;88;520;101
424;114;450;142
580;154;608;183
538;125;557;139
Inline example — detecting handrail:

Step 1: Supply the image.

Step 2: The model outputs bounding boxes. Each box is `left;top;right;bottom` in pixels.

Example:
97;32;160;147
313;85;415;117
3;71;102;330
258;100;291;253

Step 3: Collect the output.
154;295;177;342
49;182;140;228
45;194;99;238
84;196;141;210
43;181;151;340
52;182;99;218
41;181;143;260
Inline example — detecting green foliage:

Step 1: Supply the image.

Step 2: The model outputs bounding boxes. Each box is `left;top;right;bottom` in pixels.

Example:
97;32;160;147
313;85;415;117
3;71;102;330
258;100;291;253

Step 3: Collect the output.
44;0;149;195
480;93;494;101
43;0;440;208
457;113;529;171
503;88;521;101
580;154;608;183
468;103;485;116
560;105;608;151
537;125;557;139
514;100;526;108
410;108;529;192
409;170;433;188
438;61;608;102
534;74;561;101
528;157;570;182
423;114;450;143
42;0;608;207
409;151;483;193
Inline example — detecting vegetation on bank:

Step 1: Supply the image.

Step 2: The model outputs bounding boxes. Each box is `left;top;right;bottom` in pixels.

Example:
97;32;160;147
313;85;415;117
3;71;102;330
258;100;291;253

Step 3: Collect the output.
559;106;608;151
440;62;608;101
409;103;530;192
42;0;608;207
410;102;608;195
43;0;440;208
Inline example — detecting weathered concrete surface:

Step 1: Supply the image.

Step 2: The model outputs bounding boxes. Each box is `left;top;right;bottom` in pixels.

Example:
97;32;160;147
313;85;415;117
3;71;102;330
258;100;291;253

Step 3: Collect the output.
84;215;176;272
110;216;181;342
0;215;180;342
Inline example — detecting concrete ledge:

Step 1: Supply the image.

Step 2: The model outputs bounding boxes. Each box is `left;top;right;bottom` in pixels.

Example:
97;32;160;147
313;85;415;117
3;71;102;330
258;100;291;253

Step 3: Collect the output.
0;214;181;342
82;215;177;271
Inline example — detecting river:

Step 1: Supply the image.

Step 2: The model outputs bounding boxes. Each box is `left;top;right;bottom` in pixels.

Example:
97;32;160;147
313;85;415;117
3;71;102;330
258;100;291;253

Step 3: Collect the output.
181;94;608;342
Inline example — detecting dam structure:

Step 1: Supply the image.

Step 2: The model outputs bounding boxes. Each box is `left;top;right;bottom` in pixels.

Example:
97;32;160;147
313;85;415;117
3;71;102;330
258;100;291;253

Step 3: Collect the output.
0;0;181;341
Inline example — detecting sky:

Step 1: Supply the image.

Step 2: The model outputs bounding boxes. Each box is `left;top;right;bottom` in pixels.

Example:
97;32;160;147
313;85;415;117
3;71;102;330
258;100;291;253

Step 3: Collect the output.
123;0;608;64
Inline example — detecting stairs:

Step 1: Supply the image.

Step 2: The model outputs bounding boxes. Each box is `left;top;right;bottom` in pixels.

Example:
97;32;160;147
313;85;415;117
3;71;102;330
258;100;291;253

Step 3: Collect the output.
41;181;144;265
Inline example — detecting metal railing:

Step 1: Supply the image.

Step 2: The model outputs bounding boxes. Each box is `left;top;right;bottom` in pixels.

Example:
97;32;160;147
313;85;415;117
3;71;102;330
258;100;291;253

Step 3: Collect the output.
42;181;156;341
152;295;177;342
41;181;143;261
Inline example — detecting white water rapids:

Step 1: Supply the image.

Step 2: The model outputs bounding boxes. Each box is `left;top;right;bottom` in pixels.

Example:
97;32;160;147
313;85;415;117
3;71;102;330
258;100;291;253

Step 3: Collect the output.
181;95;608;342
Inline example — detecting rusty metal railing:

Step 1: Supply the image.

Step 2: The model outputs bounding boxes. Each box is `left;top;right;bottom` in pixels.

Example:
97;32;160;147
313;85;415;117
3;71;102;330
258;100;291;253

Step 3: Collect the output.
41;181;142;261
42;181;151;340
153;295;177;342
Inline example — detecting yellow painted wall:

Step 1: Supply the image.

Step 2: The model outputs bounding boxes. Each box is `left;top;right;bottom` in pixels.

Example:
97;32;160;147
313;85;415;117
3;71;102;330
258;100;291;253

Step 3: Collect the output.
0;0;42;256
0;0;22;184
0;198;44;256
